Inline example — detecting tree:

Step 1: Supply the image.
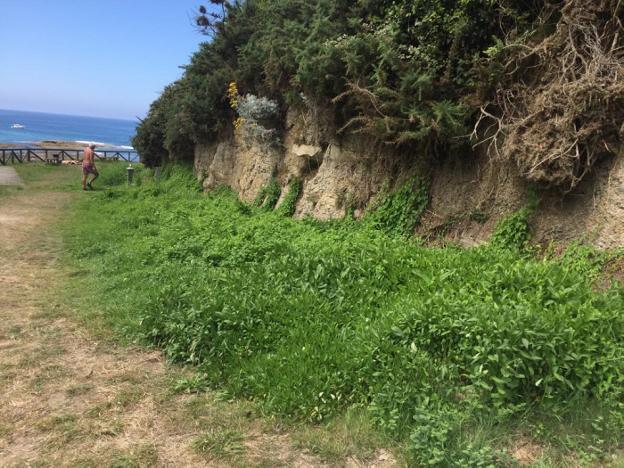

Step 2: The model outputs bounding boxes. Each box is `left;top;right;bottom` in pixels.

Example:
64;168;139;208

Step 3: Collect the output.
195;1;230;37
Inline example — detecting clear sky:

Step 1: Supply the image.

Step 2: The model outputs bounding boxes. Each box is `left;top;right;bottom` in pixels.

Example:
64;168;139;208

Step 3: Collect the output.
0;0;212;120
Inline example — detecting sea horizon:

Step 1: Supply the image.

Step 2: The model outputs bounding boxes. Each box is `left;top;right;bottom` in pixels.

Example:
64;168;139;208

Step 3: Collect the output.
0;109;138;149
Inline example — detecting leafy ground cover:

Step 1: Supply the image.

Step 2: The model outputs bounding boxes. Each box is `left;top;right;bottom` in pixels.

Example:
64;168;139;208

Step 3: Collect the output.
63;166;624;466
3;164;371;466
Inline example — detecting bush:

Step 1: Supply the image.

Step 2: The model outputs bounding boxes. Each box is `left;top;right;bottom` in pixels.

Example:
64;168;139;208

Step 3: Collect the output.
253;178;281;210
64;168;624;464
490;207;533;252
96;162;132;187
136;0;548;165
276;178;302;217
364;178;428;237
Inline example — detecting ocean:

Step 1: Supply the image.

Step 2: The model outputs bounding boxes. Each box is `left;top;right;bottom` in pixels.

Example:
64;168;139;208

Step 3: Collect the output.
0;109;138;149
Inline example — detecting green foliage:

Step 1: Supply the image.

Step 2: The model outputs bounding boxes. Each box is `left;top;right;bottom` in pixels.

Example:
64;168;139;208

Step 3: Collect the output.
491;207;533;251
96;162;132;187
64;168;624;465
407;407;508;467
137;0;547;165
469;209;489;224
173;373;210;394
253;178;281;211
364;178;428;237
491;188;539;251
276;178;302;217
192;429;245;459
133;82;193;167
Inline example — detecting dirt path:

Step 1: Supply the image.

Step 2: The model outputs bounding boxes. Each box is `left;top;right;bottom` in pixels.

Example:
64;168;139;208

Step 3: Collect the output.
0;176;337;467
0;167;23;186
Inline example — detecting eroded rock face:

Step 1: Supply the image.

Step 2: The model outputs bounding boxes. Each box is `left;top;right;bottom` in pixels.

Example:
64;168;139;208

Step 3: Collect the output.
586;156;624;249
293;142;395;220
292;144;322;159
194;108;624;248
195;138;280;202
194;109;407;220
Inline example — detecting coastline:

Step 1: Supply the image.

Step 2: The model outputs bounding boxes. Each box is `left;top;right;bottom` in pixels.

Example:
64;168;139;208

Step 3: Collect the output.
0;140;134;150
0;109;137;151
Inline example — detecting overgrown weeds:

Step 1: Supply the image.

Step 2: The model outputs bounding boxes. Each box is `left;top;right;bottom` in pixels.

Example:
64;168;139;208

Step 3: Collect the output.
253;178;281;210
63;167;624;465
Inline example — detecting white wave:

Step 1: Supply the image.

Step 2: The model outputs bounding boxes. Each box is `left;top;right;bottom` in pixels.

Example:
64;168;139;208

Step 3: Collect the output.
74;141;135;151
75;140;109;147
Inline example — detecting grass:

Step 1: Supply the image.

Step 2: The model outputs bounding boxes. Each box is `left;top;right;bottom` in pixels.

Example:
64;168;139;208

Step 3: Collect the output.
13;163;80;191
192;429;246;459
0;184;24;197
9;161;128;193
66;383;94;398
292;407;398;463
35;413;83;448
3;164;348;467
72;443;159;468
60;165;624;465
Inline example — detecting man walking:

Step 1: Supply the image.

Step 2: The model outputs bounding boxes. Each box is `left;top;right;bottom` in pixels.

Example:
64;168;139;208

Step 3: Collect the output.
82;144;99;190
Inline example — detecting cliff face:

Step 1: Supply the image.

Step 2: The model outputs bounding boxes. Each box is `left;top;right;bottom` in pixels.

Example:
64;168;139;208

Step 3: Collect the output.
422;150;624;249
195;107;624;248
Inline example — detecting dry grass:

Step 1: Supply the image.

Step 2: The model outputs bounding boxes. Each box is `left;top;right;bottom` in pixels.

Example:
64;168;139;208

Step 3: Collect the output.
0;165;398;467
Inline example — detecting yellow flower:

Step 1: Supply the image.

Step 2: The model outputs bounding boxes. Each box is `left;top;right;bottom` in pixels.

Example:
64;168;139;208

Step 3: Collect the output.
234;117;246;130
227;82;239;110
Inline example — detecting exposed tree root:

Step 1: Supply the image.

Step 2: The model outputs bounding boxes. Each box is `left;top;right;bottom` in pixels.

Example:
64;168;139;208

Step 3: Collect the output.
475;0;624;189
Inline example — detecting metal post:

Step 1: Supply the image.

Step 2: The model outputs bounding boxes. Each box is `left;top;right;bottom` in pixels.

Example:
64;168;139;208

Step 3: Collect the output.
127;164;135;185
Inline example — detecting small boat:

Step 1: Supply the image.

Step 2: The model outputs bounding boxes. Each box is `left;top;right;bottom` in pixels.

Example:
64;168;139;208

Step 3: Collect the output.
10;123;25;129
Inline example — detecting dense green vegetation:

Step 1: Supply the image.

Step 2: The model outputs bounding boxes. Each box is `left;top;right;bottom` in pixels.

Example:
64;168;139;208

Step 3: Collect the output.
64;166;624;465
133;0;548;165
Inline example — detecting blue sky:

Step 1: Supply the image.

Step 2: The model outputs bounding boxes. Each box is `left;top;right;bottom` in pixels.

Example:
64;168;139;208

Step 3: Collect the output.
0;0;214;120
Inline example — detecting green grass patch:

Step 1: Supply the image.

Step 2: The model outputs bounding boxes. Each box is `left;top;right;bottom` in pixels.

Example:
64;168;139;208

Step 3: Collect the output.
192;429;246;459
292;407;398;464
6;161;132;194
62;166;624;466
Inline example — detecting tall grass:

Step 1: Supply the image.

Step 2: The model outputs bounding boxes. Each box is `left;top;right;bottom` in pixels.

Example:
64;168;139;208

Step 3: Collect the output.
63;166;624;465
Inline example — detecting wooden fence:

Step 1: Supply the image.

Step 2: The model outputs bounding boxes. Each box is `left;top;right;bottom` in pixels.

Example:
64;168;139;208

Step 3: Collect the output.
0;148;139;165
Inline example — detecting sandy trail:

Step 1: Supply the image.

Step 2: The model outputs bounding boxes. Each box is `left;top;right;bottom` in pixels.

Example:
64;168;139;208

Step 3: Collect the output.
0;167;23;186
0;179;331;467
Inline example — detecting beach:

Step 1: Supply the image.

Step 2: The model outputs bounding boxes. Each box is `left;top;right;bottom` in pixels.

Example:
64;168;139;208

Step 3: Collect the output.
1;141;96;150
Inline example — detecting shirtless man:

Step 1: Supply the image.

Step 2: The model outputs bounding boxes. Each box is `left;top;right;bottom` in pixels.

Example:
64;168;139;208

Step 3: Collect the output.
82;144;99;190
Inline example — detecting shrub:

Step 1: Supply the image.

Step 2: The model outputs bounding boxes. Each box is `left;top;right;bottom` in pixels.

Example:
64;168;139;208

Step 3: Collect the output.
235;93;280;145
364;178;428;237
253;178;281;210
137;0;548;165
64;168;624;464
276;178;302;217
490;207;533;252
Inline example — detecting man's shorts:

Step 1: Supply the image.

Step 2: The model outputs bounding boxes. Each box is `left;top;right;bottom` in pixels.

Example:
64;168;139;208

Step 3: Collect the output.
82;163;98;175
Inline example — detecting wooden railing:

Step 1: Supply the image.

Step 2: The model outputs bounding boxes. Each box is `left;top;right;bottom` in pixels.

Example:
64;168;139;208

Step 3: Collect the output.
0;148;139;165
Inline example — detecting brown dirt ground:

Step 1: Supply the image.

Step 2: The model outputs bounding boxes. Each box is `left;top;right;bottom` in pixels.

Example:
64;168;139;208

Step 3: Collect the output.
0;176;398;467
